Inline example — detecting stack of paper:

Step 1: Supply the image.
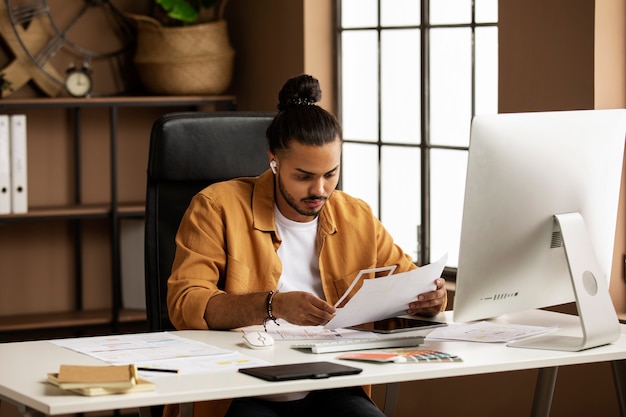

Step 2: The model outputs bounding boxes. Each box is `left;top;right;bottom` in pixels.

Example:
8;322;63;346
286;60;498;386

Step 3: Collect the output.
47;364;155;396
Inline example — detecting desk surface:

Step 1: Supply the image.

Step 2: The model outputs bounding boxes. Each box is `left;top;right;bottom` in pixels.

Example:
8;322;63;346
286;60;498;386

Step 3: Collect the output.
1;310;625;416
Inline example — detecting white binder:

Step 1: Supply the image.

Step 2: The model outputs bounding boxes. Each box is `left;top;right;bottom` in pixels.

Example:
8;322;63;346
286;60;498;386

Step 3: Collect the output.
0;114;10;214
10;114;27;213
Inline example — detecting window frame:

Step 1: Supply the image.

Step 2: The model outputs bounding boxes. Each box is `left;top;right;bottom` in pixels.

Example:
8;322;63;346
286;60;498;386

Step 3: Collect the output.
336;0;497;279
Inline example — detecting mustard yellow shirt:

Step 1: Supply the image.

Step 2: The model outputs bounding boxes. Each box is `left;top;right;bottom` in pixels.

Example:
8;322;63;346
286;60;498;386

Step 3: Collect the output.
167;169;421;330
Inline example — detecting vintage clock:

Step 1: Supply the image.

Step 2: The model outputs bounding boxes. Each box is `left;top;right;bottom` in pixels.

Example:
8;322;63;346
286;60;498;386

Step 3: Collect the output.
0;0;134;97
65;63;93;97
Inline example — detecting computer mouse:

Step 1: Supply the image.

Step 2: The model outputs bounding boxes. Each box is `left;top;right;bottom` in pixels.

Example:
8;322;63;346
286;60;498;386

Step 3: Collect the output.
242;331;275;349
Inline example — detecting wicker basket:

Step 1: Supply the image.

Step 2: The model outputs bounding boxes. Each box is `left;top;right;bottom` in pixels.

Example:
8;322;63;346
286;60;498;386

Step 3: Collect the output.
129;14;235;95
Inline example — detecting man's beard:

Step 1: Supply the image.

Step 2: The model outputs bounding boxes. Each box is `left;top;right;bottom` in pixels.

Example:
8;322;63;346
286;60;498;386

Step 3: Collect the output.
277;177;328;218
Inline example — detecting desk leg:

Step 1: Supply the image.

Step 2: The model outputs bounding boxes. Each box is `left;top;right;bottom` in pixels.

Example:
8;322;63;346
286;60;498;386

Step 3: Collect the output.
612;359;626;417
139;407;153;417
180;402;193;417
0;398;45;417
530;367;558;417
383;383;400;417
139;403;192;417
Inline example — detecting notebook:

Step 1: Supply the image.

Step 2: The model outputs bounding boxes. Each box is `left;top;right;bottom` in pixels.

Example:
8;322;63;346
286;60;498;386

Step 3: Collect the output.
238;361;362;381
47;364;156;396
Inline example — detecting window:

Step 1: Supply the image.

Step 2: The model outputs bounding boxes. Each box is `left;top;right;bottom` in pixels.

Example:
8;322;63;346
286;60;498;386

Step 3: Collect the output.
338;0;498;272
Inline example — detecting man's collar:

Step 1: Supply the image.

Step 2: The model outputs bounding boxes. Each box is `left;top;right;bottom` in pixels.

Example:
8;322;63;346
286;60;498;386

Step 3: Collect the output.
252;170;277;231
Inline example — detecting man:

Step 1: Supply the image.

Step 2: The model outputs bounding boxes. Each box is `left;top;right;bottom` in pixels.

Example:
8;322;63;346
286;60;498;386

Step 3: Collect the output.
167;74;447;417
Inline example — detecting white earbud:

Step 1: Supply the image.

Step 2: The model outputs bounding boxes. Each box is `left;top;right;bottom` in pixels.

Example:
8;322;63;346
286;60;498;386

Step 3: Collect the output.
270;160;277;174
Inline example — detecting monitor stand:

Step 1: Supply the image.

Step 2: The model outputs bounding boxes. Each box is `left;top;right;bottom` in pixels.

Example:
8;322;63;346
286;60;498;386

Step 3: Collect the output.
508;212;621;351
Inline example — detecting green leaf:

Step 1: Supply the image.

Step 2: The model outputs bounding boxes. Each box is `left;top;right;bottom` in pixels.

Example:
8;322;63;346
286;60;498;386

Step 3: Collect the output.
156;0;176;11
155;0;200;23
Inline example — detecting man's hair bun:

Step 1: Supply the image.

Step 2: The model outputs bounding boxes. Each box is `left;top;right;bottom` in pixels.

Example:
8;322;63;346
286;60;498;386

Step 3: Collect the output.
277;74;322;111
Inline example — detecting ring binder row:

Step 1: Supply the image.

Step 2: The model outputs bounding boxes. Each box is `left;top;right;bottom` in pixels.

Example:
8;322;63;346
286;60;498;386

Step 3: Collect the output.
0;113;27;214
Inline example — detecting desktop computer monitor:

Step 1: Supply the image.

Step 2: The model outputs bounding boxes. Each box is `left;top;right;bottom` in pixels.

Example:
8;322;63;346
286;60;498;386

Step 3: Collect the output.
453;109;626;351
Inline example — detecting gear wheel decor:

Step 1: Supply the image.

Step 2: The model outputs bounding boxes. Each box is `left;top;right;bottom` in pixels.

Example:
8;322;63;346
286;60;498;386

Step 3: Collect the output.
0;0;134;97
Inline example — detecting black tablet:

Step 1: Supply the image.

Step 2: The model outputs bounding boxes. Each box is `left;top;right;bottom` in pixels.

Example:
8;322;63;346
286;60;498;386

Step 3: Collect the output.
351;317;448;334
238;361;362;382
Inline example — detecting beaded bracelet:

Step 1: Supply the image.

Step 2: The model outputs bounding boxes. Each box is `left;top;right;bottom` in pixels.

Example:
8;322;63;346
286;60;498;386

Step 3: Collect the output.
263;290;279;332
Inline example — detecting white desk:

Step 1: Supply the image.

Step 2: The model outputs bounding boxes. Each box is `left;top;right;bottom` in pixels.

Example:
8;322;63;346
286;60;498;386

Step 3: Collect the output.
1;310;625;417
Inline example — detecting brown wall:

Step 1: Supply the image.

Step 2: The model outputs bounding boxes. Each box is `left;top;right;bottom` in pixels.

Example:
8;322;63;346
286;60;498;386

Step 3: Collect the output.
226;0;305;111
498;0;596;113
226;0;336;113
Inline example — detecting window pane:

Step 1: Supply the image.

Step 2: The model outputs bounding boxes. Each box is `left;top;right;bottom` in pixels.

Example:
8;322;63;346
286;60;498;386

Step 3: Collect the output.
430;0;471;25
381;29;421;144
381;0;420;27
430;28;472;147
475;26;499;115
430;149;468;267
341;30;379;142
341;0;378;28
381;146;421;262
475;0;498;23
341;143;380;217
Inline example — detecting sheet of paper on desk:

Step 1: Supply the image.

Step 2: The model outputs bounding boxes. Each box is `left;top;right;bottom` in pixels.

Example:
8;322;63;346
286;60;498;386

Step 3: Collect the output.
425;321;555;343
324;254;447;330
50;332;233;365
241;322;378;340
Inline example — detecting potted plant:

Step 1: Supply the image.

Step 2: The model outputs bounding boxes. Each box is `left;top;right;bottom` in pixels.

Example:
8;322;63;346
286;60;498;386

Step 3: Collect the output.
127;0;234;95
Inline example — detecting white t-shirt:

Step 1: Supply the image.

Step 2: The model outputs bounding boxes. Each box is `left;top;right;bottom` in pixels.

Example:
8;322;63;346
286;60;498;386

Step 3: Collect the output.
274;206;324;299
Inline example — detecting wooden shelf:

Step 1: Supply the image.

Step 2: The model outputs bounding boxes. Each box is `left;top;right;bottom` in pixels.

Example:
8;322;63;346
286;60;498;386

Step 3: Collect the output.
118;204;146;218
0;309;146;332
0;203;145;222
0;95;237;109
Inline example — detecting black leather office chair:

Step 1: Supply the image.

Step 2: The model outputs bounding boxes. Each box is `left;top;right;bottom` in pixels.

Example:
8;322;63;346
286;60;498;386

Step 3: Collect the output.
144;111;274;332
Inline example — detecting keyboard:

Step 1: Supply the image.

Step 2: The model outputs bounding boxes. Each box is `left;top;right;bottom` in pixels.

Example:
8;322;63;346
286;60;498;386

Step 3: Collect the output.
291;335;425;354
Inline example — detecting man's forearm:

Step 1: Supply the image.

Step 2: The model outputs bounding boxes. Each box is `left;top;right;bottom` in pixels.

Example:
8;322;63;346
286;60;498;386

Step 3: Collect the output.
204;292;269;330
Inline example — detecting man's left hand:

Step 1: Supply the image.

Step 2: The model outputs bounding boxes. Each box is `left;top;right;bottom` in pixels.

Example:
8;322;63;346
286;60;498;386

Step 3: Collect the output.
406;278;446;316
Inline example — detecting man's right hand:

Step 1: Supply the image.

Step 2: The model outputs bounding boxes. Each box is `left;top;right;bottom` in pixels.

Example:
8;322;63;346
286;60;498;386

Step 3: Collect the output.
272;291;336;326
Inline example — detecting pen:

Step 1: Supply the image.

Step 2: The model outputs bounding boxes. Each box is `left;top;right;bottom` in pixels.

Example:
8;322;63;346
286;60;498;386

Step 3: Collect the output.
137;367;180;374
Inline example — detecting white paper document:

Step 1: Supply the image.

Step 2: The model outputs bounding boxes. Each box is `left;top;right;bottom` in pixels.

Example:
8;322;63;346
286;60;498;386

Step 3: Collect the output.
324;254;447;330
241;321;377;340
426;321;555;343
